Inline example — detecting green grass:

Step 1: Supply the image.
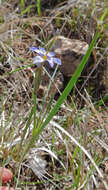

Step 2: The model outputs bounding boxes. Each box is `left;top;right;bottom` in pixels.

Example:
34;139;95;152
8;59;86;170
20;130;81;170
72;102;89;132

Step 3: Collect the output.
15;22;107;189
24;28;103;154
0;1;108;189
36;0;41;16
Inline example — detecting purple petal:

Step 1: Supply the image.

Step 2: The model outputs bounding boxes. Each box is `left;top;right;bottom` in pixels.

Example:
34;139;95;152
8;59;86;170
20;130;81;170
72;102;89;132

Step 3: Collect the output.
53;58;62;65
30;46;37;50
47;51;55;57
33;56;44;67
29;46;38;51
39;47;46;55
30;46;41;54
47;58;54;68
35;62;42;67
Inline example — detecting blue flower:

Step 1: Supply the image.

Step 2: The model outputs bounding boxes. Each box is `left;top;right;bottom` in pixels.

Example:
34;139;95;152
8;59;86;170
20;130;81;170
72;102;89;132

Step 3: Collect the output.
30;46;62;68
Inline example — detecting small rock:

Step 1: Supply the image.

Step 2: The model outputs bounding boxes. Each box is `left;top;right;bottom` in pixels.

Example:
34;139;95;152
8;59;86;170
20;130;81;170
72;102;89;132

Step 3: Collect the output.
0;187;14;190
0;167;13;184
51;35;95;77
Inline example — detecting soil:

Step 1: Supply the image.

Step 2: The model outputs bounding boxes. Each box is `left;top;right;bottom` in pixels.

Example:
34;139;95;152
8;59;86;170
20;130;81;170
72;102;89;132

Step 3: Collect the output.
0;0;108;189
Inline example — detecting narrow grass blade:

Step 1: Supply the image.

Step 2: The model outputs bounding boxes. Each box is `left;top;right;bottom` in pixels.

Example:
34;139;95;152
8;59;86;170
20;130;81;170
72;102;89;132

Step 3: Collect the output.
95;93;108;108
36;0;41;16
22;29;103;159
32;30;102;140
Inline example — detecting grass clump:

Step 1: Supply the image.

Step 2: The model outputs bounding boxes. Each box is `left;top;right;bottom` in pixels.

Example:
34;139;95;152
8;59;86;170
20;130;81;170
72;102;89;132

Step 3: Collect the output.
0;0;108;189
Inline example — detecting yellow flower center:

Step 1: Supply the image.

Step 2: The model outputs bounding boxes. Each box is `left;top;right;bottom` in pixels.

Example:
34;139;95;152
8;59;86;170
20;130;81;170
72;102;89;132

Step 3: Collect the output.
42;51;49;61
43;55;47;60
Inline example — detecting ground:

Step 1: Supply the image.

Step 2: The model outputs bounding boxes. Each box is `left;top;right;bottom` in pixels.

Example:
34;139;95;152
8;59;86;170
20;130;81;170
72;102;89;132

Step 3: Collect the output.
0;0;108;190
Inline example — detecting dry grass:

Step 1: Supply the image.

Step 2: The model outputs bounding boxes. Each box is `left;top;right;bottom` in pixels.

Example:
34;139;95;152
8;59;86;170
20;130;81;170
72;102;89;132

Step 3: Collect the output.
0;0;108;189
